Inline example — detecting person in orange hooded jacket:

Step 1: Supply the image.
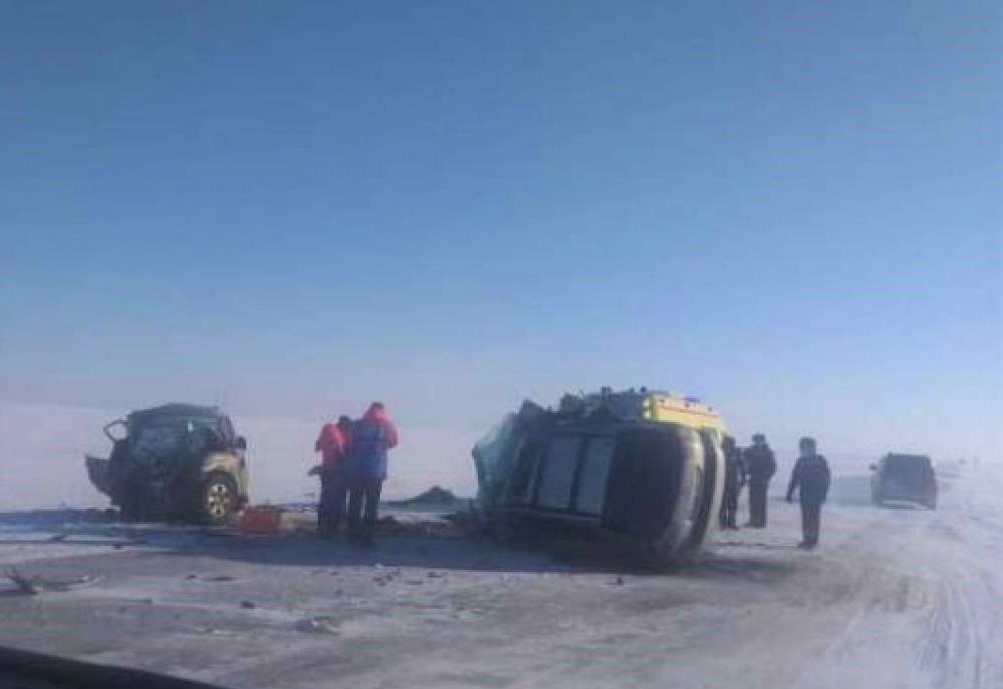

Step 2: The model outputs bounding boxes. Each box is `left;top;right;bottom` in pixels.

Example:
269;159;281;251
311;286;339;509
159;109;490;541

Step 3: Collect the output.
345;402;399;545
312;415;353;537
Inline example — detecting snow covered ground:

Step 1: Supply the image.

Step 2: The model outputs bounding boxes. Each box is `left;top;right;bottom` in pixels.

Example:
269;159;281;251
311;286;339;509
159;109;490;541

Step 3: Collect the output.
0;462;999;689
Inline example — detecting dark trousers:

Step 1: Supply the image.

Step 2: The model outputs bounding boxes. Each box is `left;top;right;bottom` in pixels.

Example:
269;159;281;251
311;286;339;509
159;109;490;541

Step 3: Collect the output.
347;478;383;539
719;485;739;528
800;501;822;547
318;469;346;533
748;481;770;527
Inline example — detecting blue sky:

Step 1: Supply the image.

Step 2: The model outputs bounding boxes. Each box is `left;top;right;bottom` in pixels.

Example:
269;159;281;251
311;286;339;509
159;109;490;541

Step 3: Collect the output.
1;1;1000;463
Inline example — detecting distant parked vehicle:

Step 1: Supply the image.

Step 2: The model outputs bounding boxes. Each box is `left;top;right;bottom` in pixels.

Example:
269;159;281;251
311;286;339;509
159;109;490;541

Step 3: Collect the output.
85;404;250;524
870;453;937;510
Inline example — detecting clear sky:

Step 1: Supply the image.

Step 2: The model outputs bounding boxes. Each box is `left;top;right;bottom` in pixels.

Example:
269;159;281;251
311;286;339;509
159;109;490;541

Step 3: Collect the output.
1;1;1000;466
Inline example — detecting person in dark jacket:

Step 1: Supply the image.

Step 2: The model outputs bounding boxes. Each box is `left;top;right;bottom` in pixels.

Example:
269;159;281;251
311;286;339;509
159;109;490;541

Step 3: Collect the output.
743;433;776;528
786;436;831;549
718;435;745;530
311;415;353;537
345;402;399;546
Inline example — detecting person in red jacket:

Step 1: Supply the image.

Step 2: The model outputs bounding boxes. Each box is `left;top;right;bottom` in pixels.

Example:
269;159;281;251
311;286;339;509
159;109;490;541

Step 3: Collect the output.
311;415;353;537
345;402;399;545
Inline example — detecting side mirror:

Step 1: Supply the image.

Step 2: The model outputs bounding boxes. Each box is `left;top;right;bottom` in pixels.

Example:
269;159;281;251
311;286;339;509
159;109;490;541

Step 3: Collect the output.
235;436;248;451
868;463;877;471
103;420;128;443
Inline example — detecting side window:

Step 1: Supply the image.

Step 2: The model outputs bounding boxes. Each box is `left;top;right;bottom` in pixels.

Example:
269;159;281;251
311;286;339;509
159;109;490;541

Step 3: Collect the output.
508;436;544;503
536;436;582;510
576;436;615;515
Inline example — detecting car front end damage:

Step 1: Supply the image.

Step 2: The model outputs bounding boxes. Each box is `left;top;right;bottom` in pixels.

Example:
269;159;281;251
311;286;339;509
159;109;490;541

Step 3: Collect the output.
84;404;249;523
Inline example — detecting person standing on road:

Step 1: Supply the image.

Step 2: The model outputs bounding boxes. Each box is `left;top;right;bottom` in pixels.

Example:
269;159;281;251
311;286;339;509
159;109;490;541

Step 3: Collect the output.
786;436;831;549
345;402;399;546
311;415;353;537
718;435;745;530
743;433;776;528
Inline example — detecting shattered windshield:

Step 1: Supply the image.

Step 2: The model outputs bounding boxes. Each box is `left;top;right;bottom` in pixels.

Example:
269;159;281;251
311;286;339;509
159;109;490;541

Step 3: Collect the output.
131;424;185;459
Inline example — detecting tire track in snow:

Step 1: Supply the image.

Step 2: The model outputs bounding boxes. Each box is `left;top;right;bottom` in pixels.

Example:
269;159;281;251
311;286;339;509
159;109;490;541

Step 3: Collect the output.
916;467;1003;689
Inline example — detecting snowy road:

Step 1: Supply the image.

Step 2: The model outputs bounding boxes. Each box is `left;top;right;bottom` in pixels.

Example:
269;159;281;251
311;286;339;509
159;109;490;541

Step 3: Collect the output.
0;468;999;689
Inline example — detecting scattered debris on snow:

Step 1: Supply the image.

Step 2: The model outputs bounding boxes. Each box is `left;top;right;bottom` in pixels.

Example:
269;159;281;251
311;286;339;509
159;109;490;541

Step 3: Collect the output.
295;616;339;635
3;568;101;595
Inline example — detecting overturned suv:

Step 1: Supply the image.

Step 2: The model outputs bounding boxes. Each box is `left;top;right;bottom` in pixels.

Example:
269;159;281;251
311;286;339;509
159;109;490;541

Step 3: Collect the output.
86;404;250;524
473;389;728;567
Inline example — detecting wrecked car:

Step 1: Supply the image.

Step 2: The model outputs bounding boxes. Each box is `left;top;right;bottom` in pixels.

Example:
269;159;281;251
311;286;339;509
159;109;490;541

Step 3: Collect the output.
85;404;249;524
472;388;728;566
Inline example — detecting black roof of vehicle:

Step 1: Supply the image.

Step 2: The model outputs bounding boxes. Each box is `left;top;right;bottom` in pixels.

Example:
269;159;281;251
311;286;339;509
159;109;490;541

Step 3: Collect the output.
127;403;225;423
884;453;932;465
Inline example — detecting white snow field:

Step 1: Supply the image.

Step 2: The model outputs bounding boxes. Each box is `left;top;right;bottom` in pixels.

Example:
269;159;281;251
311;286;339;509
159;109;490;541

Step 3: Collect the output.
0;455;999;689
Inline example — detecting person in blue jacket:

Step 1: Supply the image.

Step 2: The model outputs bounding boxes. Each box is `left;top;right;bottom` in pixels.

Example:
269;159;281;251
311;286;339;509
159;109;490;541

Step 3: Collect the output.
786;436;831;549
345;402;399;546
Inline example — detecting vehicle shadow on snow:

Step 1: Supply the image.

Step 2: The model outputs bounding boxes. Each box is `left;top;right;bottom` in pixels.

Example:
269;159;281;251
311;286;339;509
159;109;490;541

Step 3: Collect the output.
156;529;801;581
680;553;798;584
0;509;800;582
169;532;586;574
0;509;117;528
0;509;208;549
874;502;923;511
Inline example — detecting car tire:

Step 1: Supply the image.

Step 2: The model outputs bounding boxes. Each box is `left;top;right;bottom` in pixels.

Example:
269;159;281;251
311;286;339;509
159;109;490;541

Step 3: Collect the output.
201;473;238;525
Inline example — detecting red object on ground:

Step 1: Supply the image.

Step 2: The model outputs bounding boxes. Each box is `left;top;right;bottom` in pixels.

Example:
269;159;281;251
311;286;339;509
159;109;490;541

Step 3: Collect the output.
239;506;283;535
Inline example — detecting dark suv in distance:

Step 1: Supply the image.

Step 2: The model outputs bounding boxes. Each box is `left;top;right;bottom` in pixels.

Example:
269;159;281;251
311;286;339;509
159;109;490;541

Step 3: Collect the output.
870;453;937;510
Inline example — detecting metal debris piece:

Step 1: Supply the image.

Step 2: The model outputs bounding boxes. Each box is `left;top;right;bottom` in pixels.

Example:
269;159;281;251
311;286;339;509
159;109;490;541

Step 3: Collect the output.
3;568;101;595
295;617;339;635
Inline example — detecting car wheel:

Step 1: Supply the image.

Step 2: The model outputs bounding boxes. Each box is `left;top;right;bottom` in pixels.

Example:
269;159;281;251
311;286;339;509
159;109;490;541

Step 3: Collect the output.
202;473;238;525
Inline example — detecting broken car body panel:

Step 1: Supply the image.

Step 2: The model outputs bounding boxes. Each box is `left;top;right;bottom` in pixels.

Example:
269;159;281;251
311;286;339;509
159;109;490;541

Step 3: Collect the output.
85;404;249;523
85;455;112;497
473;389;727;565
